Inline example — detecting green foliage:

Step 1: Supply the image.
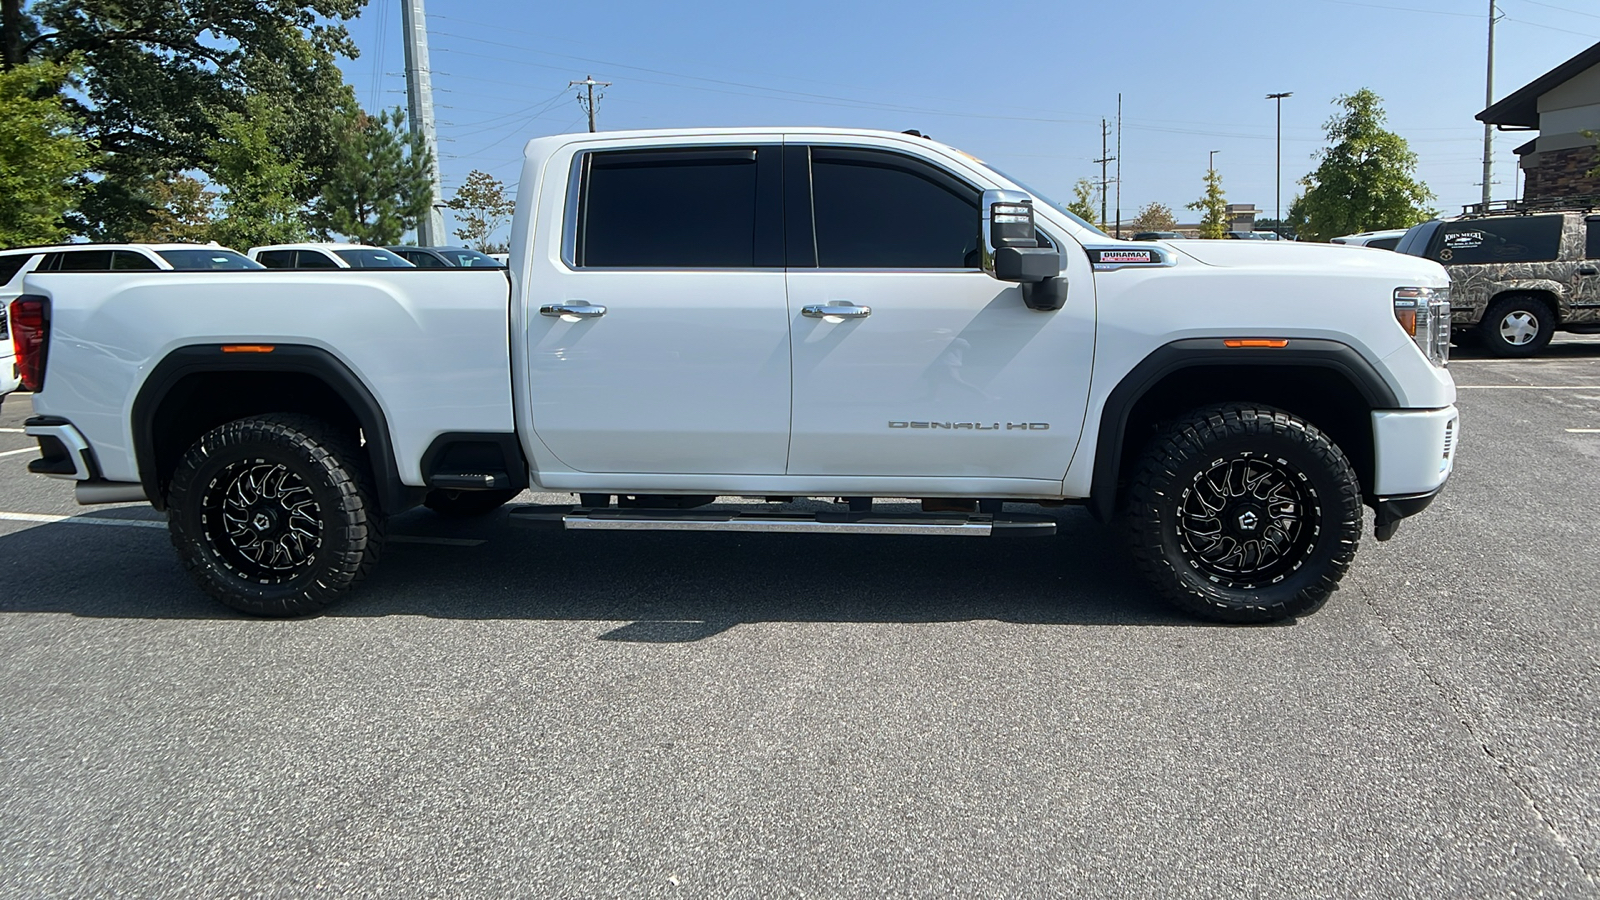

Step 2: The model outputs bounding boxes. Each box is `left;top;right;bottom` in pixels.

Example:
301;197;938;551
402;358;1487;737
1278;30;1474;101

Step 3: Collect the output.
207;97;311;249
27;0;364;239
448;170;515;253
313;107;432;245
124;175;216;243
0;60;89;246
1130;201;1177;233
1066;178;1098;223
1187;168;1228;239
1296;89;1435;242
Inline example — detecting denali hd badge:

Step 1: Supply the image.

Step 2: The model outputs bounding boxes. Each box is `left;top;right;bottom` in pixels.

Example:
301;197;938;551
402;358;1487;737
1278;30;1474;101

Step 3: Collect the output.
889;421;1050;431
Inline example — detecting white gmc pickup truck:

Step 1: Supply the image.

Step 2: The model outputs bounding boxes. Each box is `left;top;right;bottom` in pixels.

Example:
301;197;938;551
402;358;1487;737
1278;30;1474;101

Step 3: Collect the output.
10;128;1459;623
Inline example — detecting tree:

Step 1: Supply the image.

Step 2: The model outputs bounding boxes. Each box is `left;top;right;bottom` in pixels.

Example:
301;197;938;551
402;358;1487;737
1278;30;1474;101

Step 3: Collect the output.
1066;178;1098;224
313;107;433;245
0;60;88;246
207;97;311;249
1130;201;1177;233
1187;168;1228;239
18;0;364;239
125;175;216;243
448;170;515;253
1296;88;1434;242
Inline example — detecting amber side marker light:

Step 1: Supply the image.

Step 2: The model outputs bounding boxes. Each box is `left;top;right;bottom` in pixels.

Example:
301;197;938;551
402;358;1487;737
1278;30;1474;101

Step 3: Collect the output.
221;344;276;353
1223;339;1289;348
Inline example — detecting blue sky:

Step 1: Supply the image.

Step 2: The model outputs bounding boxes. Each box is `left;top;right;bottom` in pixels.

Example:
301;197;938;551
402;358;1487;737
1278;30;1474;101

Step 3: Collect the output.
336;0;1599;238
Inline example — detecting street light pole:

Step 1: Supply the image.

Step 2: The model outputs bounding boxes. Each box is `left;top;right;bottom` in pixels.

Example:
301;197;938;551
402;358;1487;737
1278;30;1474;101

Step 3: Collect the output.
1266;92;1292;235
1209;149;1219;172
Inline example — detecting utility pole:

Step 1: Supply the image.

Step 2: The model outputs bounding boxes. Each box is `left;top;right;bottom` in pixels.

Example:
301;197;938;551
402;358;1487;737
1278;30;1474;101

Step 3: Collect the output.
1115;94;1123;239
1093;118;1116;230
401;0;445;246
570;75;612;133
1209;149;1220;173
1482;0;1499;206
1267;92;1292;234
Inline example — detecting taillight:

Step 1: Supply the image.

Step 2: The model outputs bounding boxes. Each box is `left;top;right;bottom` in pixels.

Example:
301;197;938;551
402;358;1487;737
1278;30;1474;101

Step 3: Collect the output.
10;295;49;392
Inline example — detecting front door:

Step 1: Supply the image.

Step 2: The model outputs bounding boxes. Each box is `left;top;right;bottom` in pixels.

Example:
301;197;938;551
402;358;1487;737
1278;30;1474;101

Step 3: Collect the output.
525;142;792;475
783;143;1095;481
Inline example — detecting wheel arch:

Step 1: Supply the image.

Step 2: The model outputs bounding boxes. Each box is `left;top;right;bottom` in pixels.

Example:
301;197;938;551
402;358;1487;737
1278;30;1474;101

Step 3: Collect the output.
1088;338;1398;523
131;344;416;515
1486;285;1564;320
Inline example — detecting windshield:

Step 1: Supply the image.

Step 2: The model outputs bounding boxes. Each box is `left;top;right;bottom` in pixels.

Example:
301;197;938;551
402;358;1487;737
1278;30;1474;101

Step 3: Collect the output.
440;248;504;267
334;248;414;268
156;249;263;270
981;165;1110;239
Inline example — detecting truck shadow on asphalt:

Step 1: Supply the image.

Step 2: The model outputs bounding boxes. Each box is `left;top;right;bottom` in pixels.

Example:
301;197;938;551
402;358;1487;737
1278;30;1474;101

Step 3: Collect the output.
0;507;1262;632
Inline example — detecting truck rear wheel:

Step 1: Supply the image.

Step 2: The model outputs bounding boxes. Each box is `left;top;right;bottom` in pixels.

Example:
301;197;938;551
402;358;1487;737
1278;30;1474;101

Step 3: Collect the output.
1123;404;1361;623
167;414;385;616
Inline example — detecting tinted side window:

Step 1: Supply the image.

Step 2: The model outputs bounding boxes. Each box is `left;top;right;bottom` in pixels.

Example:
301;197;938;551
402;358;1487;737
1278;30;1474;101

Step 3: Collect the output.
0;254;30;286
112;251;160;270
1369;237;1400;251
1587;217;1600;259
256;250;295;268
295;250;340;269
1429;215;1562;265
577;147;768;268
48;250;114;271
809;147;981;269
404;251;444;268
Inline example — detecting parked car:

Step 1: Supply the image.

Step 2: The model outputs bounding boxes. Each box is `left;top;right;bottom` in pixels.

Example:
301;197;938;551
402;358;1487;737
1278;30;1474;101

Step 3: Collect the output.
1395;203;1600;356
248;243;415;269
15;127;1457;624
387;246;506;268
1131;231;1182;241
1331;229;1408;251
1223;231;1282;241
0;243;260;403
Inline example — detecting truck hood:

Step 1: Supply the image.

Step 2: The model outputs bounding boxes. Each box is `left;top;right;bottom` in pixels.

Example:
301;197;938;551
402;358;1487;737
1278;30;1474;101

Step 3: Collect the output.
1165;240;1447;284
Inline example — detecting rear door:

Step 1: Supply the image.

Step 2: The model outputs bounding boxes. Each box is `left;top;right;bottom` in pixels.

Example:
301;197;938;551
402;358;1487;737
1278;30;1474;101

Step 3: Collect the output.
783;141;1095;481
524;141;792;475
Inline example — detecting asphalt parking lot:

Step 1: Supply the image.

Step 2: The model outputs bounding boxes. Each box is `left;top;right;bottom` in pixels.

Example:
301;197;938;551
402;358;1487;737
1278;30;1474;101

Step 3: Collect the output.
2;341;1599;899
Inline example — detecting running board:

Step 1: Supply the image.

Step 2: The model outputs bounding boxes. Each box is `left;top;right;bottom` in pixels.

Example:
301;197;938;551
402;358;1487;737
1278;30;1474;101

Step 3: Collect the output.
507;506;1056;537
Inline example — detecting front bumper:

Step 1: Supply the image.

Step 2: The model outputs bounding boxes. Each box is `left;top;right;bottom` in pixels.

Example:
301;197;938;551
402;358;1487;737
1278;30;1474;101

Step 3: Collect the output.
1369;405;1458;540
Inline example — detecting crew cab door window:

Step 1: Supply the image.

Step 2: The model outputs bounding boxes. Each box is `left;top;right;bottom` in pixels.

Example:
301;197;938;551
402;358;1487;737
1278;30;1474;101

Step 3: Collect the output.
1586;216;1600;259
806;147;981;269
111;251;159;270
1428;215;1562;265
44;250;113;271
294;250;339;269
573;146;781;268
255;250;295;268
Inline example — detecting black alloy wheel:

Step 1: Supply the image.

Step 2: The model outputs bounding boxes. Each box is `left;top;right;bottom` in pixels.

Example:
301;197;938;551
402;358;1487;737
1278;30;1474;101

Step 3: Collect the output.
167;413;385;616
1124;404;1362;623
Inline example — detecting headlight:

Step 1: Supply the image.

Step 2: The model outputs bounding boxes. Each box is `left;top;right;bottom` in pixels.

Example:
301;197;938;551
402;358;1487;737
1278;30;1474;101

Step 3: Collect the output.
1394;286;1450;367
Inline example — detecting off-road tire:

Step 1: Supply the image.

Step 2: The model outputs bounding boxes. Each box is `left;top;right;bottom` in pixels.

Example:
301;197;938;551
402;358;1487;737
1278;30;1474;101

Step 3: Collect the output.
1123;404;1362;623
423;487;520;517
1479;294;1554;358
167;413;386;616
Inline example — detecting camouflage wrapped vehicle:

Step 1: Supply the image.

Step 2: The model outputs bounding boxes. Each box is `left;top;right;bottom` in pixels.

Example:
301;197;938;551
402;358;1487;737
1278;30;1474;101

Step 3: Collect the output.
1395;203;1600;357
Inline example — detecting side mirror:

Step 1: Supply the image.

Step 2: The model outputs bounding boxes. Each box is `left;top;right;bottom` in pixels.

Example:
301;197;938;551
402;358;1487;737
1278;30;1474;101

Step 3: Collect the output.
981;189;1066;311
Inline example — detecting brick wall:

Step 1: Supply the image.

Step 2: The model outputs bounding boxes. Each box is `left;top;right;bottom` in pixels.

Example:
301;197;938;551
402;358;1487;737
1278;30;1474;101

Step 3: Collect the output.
1523;145;1600;201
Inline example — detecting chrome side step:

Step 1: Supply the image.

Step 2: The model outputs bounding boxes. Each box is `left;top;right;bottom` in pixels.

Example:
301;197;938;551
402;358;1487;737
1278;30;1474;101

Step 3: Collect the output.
507;506;1056;537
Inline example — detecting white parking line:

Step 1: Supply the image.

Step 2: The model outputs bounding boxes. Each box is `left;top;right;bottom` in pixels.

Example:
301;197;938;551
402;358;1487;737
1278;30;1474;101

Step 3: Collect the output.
0;427;25;433
0;510;484;545
1456;385;1600;390
0;447;36;458
1566;428;1600;434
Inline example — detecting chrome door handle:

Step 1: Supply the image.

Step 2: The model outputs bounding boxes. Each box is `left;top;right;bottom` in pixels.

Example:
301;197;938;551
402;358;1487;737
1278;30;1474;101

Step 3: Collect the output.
802;303;871;319
540;302;607;318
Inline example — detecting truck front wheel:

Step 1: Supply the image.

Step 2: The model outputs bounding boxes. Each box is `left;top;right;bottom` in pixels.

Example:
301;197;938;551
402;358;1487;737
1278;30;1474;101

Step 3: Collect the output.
166;413;385;616
1123;404;1362;623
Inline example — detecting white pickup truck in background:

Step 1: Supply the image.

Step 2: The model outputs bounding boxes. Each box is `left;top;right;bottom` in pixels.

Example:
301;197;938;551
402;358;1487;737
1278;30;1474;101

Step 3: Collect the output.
10;128;1459;623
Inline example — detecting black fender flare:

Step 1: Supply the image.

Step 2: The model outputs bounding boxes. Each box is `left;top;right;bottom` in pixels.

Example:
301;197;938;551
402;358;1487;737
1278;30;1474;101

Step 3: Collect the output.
1087;338;1400;523
131;344;411;514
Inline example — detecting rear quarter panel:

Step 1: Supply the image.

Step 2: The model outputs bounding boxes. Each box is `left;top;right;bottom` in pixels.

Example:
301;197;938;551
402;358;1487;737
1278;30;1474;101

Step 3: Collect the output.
24;269;514;485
